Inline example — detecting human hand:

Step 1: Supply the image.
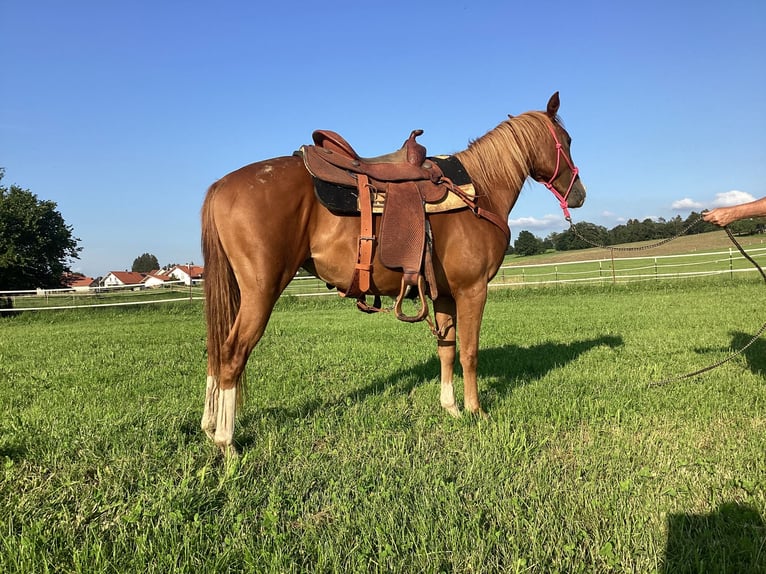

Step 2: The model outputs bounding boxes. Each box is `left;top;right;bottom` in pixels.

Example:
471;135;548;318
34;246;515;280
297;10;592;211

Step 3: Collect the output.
702;208;734;227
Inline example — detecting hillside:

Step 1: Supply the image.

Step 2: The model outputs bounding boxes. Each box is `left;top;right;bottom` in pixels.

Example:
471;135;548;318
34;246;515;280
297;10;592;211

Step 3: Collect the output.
505;230;766;266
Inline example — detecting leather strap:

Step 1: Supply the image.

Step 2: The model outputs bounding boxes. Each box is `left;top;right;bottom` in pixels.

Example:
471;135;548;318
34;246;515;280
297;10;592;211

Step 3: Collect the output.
342;174;375;299
474;206;511;244
446;181;511;243
356;174;374;293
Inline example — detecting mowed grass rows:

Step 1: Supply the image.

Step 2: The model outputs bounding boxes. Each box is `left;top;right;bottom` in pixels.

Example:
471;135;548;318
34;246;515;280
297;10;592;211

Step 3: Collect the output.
0;279;764;573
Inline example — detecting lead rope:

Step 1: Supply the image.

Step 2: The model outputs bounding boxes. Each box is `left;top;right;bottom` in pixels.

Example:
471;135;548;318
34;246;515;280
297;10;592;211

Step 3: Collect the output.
649;225;766;387
567;215;766;387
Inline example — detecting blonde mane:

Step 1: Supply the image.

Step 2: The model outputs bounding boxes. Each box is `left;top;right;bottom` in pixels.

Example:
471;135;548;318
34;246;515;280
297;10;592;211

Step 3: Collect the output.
455;111;554;200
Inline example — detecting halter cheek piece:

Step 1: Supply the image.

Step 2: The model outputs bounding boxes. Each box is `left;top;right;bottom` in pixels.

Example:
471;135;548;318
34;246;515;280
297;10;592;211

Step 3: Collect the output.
540;123;579;221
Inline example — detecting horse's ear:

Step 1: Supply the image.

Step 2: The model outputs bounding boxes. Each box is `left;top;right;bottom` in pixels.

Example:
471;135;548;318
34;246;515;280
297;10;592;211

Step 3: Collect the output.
546;92;560;118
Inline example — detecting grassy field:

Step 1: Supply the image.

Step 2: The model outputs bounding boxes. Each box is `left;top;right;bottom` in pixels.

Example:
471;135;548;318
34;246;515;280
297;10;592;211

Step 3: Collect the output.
505;230;766;264
1;278;764;572
4;284;203;310
493;232;766;287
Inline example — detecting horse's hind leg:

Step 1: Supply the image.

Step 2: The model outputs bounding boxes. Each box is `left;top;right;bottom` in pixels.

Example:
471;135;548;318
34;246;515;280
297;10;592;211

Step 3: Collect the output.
201;374;219;439
210;296;279;455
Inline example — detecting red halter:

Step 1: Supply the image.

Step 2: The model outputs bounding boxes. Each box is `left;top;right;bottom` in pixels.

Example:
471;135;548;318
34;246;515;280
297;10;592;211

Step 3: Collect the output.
541;123;579;221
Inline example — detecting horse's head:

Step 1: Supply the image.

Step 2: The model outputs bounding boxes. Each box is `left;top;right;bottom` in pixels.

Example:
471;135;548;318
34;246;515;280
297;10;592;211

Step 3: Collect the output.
529;92;586;218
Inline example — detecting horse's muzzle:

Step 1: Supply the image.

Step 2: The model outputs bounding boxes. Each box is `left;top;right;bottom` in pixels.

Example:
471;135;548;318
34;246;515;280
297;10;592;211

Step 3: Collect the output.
567;180;587;208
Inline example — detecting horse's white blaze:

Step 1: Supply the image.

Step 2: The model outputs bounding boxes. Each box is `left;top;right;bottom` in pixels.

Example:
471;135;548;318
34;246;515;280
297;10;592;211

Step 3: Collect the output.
201;375;218;438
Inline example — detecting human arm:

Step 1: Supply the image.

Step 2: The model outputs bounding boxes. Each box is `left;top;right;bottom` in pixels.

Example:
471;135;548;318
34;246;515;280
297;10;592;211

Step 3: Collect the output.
702;197;766;227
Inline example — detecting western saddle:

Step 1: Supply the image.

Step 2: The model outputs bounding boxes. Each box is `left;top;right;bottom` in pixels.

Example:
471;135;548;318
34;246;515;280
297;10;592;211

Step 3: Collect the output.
300;129;507;322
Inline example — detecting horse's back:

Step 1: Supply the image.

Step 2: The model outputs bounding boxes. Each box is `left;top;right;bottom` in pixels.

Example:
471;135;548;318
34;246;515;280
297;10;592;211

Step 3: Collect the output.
206;155;315;228
208;154;310;201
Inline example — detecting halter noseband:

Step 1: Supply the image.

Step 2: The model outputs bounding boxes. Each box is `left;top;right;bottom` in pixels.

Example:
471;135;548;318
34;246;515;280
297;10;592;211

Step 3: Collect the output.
541;122;579;221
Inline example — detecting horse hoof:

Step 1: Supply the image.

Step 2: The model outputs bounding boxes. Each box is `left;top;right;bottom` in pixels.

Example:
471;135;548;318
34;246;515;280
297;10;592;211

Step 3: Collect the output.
442;403;462;418
219;443;239;459
467;408;489;420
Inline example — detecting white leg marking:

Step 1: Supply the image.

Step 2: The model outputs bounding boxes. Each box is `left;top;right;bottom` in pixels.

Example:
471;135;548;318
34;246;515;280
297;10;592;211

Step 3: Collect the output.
440;380;461;418
201;375;218;439
214;385;238;455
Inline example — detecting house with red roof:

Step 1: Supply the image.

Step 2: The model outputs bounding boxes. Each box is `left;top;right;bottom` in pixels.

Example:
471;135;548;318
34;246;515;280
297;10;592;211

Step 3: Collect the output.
142;270;174;288
102;271;147;289
169;265;204;285
61;273;98;292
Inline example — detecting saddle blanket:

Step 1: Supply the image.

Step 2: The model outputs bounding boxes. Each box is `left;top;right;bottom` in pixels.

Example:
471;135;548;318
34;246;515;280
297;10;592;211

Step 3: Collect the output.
312;155;475;215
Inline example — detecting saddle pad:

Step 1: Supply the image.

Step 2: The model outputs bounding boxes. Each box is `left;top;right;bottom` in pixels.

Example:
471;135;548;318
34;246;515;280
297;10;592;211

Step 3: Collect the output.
312;155;475;215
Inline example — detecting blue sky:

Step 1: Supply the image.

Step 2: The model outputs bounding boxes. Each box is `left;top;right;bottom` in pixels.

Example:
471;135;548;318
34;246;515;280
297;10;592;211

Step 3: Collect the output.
2;0;764;278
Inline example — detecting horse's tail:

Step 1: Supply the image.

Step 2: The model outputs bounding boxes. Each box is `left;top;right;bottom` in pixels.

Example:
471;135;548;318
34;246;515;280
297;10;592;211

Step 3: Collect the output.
201;181;240;384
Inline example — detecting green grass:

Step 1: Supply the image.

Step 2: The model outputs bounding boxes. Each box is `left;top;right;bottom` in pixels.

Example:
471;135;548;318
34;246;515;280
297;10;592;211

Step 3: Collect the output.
1;280;764;573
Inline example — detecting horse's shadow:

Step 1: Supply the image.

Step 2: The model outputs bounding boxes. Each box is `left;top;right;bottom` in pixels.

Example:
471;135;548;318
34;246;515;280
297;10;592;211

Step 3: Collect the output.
0;444;26;461
731;331;766;376
694;331;766;377
661;502;765;573
477;335;623;399
237;334;623;448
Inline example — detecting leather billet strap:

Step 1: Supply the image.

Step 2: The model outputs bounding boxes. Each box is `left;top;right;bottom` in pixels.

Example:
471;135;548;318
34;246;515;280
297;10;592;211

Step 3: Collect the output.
356;174;375;293
342;174;375;298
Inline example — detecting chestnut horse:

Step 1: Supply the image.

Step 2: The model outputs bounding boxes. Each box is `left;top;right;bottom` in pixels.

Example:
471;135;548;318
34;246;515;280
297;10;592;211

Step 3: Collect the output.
201;93;585;454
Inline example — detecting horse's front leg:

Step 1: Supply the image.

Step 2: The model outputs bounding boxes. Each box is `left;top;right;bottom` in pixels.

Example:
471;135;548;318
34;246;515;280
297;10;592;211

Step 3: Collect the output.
455;286;489;415
433;297;459;417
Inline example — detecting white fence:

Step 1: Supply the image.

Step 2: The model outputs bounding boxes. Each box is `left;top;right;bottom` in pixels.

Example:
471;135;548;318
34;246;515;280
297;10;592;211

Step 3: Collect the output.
490;246;766;288
0;280;203;312
2;247;764;312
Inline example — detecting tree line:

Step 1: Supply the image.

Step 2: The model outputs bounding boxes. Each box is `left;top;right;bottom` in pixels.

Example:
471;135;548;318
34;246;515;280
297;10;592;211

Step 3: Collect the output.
512;213;766;256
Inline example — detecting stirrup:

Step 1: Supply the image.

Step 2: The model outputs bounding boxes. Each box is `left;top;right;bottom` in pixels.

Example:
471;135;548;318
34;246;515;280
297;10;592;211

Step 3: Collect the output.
394;275;429;323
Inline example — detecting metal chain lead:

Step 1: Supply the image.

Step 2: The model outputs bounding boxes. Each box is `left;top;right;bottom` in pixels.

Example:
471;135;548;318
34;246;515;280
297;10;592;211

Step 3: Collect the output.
564;214;765;387
567;215;706;252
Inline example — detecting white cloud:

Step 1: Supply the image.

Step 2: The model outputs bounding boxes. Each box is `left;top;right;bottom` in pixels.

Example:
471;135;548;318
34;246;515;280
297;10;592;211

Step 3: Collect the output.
601;211;626;223
671;197;704;210
508;213;562;229
711;190;755;207
671;191;756;212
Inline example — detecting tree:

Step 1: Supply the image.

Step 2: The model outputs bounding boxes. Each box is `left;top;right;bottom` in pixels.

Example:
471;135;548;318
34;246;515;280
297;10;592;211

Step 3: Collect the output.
132;253;160;273
514;230;544;256
0;170;81;289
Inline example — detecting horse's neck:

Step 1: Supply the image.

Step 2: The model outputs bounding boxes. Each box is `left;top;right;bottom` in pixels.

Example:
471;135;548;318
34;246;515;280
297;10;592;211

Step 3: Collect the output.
455;116;546;224
453;156;528;223
476;179;522;224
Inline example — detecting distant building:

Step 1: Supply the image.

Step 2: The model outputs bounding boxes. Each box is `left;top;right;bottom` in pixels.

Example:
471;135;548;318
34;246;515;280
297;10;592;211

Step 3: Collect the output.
61;273;98;292
102;271;147;289
168;265;204;285
142;270;174;288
